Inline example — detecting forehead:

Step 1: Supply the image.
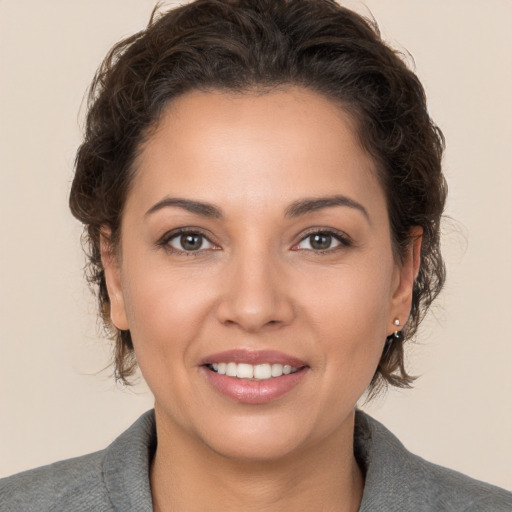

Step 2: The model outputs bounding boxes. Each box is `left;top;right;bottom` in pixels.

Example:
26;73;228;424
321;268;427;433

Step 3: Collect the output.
129;87;384;216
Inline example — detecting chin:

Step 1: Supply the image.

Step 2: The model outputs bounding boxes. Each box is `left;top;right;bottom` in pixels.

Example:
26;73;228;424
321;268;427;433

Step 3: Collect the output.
163;401;318;463
191;404;350;464
203;424;310;463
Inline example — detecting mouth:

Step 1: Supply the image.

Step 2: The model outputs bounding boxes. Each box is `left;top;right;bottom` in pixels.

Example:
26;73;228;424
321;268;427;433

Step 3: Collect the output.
200;349;309;404
206;362;299;380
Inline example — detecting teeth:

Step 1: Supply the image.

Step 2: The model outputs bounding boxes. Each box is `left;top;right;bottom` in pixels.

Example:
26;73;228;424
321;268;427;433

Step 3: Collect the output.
271;364;283;377
237;363;254;379
211;362;298;380
226;362;237;377
253;364;271;379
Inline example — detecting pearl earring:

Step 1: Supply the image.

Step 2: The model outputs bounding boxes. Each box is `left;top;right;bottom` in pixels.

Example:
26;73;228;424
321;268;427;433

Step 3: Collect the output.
393;318;400;338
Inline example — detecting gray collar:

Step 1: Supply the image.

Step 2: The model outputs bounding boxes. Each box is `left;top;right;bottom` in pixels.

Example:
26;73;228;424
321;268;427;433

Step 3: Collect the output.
102;410;156;511
100;409;510;511
100;409;387;511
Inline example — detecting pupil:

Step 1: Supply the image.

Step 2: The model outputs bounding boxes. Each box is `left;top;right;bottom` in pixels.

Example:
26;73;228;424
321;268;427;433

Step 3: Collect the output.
311;233;331;250
181;234;202;250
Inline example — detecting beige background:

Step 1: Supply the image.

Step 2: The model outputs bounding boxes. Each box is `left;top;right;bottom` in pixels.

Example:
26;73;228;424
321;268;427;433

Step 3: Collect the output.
1;0;511;490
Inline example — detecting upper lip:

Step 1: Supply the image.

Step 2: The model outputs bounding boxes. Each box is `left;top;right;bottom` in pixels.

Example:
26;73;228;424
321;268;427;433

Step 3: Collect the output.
200;349;308;368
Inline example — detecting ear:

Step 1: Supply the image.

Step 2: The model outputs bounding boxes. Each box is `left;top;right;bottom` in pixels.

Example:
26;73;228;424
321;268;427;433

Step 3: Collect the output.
100;228;129;331
389;227;422;333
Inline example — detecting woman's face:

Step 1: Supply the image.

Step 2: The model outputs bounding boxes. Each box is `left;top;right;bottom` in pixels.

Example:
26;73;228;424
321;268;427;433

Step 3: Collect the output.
104;87;418;461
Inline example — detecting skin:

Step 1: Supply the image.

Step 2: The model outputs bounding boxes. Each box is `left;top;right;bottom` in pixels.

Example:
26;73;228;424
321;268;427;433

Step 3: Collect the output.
102;87;421;512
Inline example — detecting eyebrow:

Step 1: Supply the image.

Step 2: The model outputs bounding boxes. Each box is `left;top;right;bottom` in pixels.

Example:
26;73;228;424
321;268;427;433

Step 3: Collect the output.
145;197;223;219
284;195;370;221
145;194;369;221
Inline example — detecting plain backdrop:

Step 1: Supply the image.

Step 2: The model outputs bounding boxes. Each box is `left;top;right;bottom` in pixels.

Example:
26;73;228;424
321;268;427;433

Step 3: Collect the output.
1;0;511;490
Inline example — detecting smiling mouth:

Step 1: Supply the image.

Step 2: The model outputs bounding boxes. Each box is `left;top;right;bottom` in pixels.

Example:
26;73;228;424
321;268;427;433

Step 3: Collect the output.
202;352;309;403
206;362;300;380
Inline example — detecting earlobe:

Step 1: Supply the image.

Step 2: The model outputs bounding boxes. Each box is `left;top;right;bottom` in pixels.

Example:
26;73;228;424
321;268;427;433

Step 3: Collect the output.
100;229;129;331
389;227;423;332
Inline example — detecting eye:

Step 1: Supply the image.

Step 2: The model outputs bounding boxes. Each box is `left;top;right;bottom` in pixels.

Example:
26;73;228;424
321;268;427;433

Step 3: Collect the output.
166;231;216;252
295;231;349;252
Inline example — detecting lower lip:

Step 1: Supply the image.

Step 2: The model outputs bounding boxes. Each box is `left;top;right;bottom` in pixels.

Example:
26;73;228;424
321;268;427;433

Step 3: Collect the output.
202;367;308;404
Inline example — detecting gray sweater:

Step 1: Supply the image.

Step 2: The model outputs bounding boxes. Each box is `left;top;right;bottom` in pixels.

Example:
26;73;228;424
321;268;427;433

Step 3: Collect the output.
1;410;511;511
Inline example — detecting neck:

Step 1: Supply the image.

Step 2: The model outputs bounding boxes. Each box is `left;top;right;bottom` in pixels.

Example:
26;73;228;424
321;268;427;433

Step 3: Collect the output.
150;407;364;512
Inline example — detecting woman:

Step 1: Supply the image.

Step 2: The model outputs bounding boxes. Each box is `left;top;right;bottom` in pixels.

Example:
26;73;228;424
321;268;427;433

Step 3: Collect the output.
1;0;511;510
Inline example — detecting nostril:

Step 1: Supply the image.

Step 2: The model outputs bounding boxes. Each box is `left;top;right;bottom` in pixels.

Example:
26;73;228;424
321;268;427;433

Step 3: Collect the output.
215;281;295;331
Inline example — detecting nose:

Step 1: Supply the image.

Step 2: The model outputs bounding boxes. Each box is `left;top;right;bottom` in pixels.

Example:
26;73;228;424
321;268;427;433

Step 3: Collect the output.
215;248;295;333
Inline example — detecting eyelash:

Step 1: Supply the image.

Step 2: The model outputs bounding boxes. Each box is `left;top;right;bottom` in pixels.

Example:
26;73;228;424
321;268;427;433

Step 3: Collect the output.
158;228;219;256
157;228;353;256
293;229;353;253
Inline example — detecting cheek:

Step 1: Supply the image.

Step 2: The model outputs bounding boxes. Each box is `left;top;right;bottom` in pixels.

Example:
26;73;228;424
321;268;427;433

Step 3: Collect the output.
306;259;393;336
120;263;214;361
300;256;393;378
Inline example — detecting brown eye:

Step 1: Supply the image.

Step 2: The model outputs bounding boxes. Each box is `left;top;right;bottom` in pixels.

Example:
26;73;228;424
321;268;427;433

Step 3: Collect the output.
309;233;332;250
167;232;215;252
181;234;203;250
295;231;348;252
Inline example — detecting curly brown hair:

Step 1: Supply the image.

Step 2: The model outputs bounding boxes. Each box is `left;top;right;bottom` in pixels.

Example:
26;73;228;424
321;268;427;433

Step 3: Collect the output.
69;0;446;394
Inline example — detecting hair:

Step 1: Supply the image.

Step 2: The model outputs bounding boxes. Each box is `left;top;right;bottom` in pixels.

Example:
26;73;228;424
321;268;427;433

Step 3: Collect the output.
70;0;447;395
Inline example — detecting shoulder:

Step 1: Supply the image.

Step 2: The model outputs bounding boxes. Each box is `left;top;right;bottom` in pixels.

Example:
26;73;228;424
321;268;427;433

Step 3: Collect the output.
395;445;512;511
0;450;113;512
355;411;512;512
0;410;156;512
